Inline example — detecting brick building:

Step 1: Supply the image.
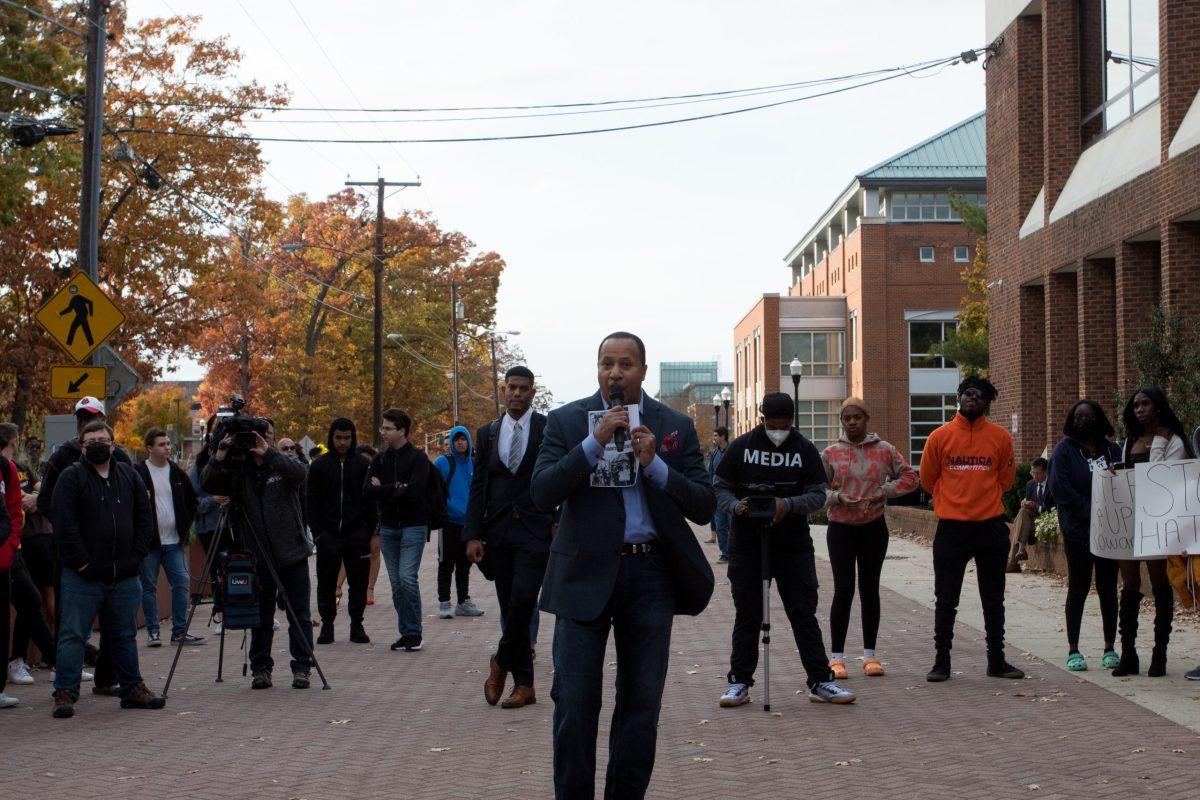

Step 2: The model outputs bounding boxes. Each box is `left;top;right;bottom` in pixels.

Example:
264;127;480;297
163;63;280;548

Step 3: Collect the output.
985;0;1200;459
733;114;986;464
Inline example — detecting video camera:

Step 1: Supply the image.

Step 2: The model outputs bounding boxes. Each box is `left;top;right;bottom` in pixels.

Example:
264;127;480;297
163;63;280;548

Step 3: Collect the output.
208;395;271;468
740;482;799;521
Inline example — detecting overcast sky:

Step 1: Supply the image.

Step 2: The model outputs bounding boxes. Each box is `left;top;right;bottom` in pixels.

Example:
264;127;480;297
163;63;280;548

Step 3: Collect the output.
144;0;985;404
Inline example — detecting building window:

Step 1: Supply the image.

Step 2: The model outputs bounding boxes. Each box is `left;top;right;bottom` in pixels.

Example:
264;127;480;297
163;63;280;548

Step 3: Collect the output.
849;311;858;362
780;331;845;377
909;321;958;369
1095;0;1159;132
919;246;935;262
954;245;970;262
797;400;840;452
889;192;987;222
910;394;957;466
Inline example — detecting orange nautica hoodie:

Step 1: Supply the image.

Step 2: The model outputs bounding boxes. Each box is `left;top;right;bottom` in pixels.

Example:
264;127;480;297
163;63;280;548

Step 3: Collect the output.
919;412;1015;522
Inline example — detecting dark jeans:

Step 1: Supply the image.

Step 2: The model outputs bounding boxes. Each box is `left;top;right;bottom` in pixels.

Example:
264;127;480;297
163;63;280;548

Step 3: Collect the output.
249;558;314;674
10;554;57;668
827;518;890;653
933;517;1009;656
491;525;549;687
437;524;471;604
1064;537;1118;649
316;532;369;624
728;525;833;689
551;548;674;800
54;561;115;687
54;571;143;699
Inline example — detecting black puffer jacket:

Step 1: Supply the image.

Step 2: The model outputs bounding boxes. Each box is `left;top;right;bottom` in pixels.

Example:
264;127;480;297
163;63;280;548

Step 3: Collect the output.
307;419;377;542
51;460;154;582
201;448;310;568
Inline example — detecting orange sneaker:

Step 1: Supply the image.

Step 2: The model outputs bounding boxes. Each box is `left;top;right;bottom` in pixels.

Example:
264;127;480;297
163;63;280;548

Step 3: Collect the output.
829;659;848;680
863;657;885;677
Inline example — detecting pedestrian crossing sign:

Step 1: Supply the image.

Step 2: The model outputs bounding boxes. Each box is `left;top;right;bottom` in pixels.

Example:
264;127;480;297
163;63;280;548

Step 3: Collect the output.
50;365;109;401
35;271;126;363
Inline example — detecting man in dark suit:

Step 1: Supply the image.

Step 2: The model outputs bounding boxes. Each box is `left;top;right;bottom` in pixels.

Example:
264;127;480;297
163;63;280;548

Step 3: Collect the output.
1007;456;1054;573
532;332;716;800
464;366;553;709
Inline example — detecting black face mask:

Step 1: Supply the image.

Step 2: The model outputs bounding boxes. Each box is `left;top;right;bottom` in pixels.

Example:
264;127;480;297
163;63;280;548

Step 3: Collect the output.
1072;418;1096;437
83;442;111;465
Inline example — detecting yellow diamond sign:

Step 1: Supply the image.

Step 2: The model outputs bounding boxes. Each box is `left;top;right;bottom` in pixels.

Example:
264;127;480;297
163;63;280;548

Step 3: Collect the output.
35;272;126;363
50;365;109;401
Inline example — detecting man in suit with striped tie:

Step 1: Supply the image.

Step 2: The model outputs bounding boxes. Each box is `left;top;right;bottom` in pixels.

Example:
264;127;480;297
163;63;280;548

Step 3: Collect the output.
464;366;554;709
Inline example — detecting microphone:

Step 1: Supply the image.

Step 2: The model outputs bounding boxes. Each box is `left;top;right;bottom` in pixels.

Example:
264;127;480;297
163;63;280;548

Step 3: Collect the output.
610;388;626;451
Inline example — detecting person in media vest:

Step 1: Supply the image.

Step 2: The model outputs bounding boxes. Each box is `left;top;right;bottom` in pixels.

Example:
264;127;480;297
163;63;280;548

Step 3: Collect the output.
464;366;554;710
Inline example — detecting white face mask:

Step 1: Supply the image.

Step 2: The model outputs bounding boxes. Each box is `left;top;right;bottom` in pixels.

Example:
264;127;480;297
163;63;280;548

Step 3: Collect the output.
765;429;789;447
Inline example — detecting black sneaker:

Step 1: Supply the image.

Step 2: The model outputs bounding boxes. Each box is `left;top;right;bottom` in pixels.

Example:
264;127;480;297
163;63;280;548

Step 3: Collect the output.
83;643;100;667
147;630;162;648
120;682;166;709
170;632;205;646
390;634;423;652
987;660;1026;679
292;670;311;690
52;689;76;718
349;622;370;644
317;622;335;645
926;656;951;682
251;668;273;690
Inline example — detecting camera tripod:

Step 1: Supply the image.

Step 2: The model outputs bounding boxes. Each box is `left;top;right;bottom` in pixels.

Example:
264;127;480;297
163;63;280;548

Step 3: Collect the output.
759;524;773;712
161;492;330;697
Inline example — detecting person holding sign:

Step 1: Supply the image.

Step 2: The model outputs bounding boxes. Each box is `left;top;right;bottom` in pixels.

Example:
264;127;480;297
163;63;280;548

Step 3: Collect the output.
1112;387;1194;677
1047;400;1122;672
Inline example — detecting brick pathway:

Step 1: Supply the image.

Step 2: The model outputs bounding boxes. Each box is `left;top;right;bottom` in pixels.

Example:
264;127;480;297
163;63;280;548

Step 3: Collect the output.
6;526;1199;799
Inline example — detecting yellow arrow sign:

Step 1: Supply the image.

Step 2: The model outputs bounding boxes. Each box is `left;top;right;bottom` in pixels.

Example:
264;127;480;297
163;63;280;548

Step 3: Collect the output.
34;272;126;363
50;365;109;401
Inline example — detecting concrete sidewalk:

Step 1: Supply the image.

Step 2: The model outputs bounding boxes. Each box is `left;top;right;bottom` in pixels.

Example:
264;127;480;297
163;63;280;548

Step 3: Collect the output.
812;526;1200;732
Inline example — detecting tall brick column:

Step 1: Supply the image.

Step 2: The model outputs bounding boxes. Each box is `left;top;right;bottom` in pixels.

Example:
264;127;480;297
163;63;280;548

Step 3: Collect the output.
1015;284;1047;460
1044;272;1079;446
1042;0;1081;219
1161;221;1200;313
1077;258;1117;405
1114;240;1161;393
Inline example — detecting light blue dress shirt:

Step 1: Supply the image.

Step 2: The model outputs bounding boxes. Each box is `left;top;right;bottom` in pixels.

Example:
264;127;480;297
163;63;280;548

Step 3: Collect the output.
580;395;669;544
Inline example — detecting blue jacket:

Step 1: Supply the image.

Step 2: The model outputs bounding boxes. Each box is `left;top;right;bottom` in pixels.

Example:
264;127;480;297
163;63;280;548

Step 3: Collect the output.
1047;435;1122;544
435;426;474;526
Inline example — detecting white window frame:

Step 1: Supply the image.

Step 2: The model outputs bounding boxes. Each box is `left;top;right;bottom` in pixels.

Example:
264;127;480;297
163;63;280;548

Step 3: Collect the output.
953;245;970;263
919;246;935;263
848;311;858;362
908;320;958;369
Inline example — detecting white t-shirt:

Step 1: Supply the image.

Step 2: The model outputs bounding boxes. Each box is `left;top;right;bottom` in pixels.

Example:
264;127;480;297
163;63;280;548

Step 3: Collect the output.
146;461;179;546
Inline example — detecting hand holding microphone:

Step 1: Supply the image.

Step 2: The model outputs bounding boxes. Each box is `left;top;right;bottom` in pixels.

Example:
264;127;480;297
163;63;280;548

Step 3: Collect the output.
593;388;630;449
611;388;626;451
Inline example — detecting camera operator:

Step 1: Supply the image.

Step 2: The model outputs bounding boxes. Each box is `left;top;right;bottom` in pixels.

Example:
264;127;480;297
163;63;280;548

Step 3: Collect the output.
200;421;315;691
714;392;855;707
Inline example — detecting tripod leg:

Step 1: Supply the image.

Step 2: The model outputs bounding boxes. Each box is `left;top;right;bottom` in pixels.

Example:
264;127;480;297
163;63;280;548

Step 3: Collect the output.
161;521;228;699
216;624;226;682
761;528;772;712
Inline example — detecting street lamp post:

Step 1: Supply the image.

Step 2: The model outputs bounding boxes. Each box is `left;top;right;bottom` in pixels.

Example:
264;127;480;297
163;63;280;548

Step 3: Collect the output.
721;386;732;431
789;357;803;429
712;394;721;433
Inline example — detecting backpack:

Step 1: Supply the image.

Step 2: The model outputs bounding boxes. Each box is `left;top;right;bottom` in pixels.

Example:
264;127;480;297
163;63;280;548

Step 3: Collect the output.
217;550;262;630
426;459;449;530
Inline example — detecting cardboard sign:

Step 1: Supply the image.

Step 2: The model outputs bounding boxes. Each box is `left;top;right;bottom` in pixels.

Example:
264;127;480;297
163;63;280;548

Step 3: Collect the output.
1134;459;1200;558
1090;468;1137;559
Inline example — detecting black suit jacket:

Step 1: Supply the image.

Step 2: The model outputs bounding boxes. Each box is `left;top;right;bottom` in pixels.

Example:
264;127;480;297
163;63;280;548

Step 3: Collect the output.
532;391;715;621
463;412;552;543
1024;478;1054;513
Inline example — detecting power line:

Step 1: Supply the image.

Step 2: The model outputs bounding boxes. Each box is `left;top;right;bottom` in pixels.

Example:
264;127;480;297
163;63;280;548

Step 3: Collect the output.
0;0;84;39
116;57;971;145
0;72;74;100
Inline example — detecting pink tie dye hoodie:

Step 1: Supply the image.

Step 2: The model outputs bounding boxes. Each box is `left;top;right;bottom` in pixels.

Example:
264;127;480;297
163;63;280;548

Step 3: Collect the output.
821;434;919;525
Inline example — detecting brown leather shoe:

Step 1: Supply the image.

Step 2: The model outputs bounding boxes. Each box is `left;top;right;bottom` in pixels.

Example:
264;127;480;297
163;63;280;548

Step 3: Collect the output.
484;655;507;706
501;685;536;708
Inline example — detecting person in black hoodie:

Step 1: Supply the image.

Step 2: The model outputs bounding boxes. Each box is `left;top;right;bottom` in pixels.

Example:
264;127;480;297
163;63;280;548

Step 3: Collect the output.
50;420;166;718
364;408;441;652
37;396;131;696
308;418;376;645
1047;400;1123;674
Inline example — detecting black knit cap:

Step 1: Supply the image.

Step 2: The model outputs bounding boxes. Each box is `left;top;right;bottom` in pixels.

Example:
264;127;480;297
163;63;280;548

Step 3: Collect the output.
957;375;998;402
760;392;795;418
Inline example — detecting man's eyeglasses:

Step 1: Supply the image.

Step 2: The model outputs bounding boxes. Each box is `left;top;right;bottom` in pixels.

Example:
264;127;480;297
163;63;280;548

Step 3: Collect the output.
280;445;297;452
380;426;397;433
961;388;985;400
85;439;113;446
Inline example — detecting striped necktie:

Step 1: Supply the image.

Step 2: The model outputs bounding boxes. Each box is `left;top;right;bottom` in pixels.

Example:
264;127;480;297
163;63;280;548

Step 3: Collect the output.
507;422;524;473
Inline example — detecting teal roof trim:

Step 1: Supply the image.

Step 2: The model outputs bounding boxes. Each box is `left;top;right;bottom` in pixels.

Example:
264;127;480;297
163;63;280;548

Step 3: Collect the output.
857;111;986;182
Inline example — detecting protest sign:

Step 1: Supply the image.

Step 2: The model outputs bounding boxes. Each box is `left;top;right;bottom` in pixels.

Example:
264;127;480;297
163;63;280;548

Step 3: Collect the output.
1133;459;1200;558
1090;468;1137;559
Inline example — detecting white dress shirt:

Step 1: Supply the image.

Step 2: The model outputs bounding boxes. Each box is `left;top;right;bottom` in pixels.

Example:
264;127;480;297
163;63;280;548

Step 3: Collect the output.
498;406;535;471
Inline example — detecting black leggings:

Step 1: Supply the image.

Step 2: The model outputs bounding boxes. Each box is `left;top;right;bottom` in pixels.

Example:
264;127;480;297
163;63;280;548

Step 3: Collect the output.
827;518;889;653
1064;537;1118;650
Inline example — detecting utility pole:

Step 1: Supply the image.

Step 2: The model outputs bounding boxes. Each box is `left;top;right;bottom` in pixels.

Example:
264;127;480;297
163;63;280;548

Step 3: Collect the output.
489;333;500;418
450;282;461;422
346;175;421;445
78;0;108;284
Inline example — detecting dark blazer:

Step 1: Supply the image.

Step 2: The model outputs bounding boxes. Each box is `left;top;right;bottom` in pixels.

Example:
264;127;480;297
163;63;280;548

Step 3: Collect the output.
532;391;715;621
1023;478;1054;513
463;412;552;542
135;460;199;549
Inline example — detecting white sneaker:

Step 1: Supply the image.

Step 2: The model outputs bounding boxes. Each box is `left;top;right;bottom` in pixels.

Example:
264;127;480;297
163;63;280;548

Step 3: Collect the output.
719;682;750;707
213;620;223;635
8;658;34;685
272;618;281;631
49;668;94;683
438;601;454;619
0;693;19;708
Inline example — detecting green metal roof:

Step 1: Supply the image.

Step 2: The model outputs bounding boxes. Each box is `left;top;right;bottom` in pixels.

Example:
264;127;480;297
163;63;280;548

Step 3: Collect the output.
857;111;986;182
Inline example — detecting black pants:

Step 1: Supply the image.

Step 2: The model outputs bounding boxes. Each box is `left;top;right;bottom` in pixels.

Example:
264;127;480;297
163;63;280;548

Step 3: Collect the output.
19;534;56;590
1063;537;1118;650
249;558;314;674
490;521;549;687
933;517;1009;656
10;554;57;668
0;569;8;693
438;524;471;604
826;517;889;653
727;526;833;689
196;530;223;610
316;532;369;625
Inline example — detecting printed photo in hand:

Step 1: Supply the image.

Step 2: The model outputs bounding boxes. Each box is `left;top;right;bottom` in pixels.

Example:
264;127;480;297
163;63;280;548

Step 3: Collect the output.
589;409;640;488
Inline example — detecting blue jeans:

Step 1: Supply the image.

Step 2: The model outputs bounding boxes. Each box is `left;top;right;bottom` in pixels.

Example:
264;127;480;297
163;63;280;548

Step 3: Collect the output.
380;526;426;637
551;549;675;800
139;544;191;636
54;570;143;699
714;509;731;558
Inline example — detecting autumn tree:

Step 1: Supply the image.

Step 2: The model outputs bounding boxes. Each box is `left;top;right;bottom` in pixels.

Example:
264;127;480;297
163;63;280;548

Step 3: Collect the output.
112;383;192;453
935;190;989;377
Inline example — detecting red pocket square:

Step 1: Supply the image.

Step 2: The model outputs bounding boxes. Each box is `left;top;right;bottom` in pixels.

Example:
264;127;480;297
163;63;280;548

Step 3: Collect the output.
660;431;680;453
